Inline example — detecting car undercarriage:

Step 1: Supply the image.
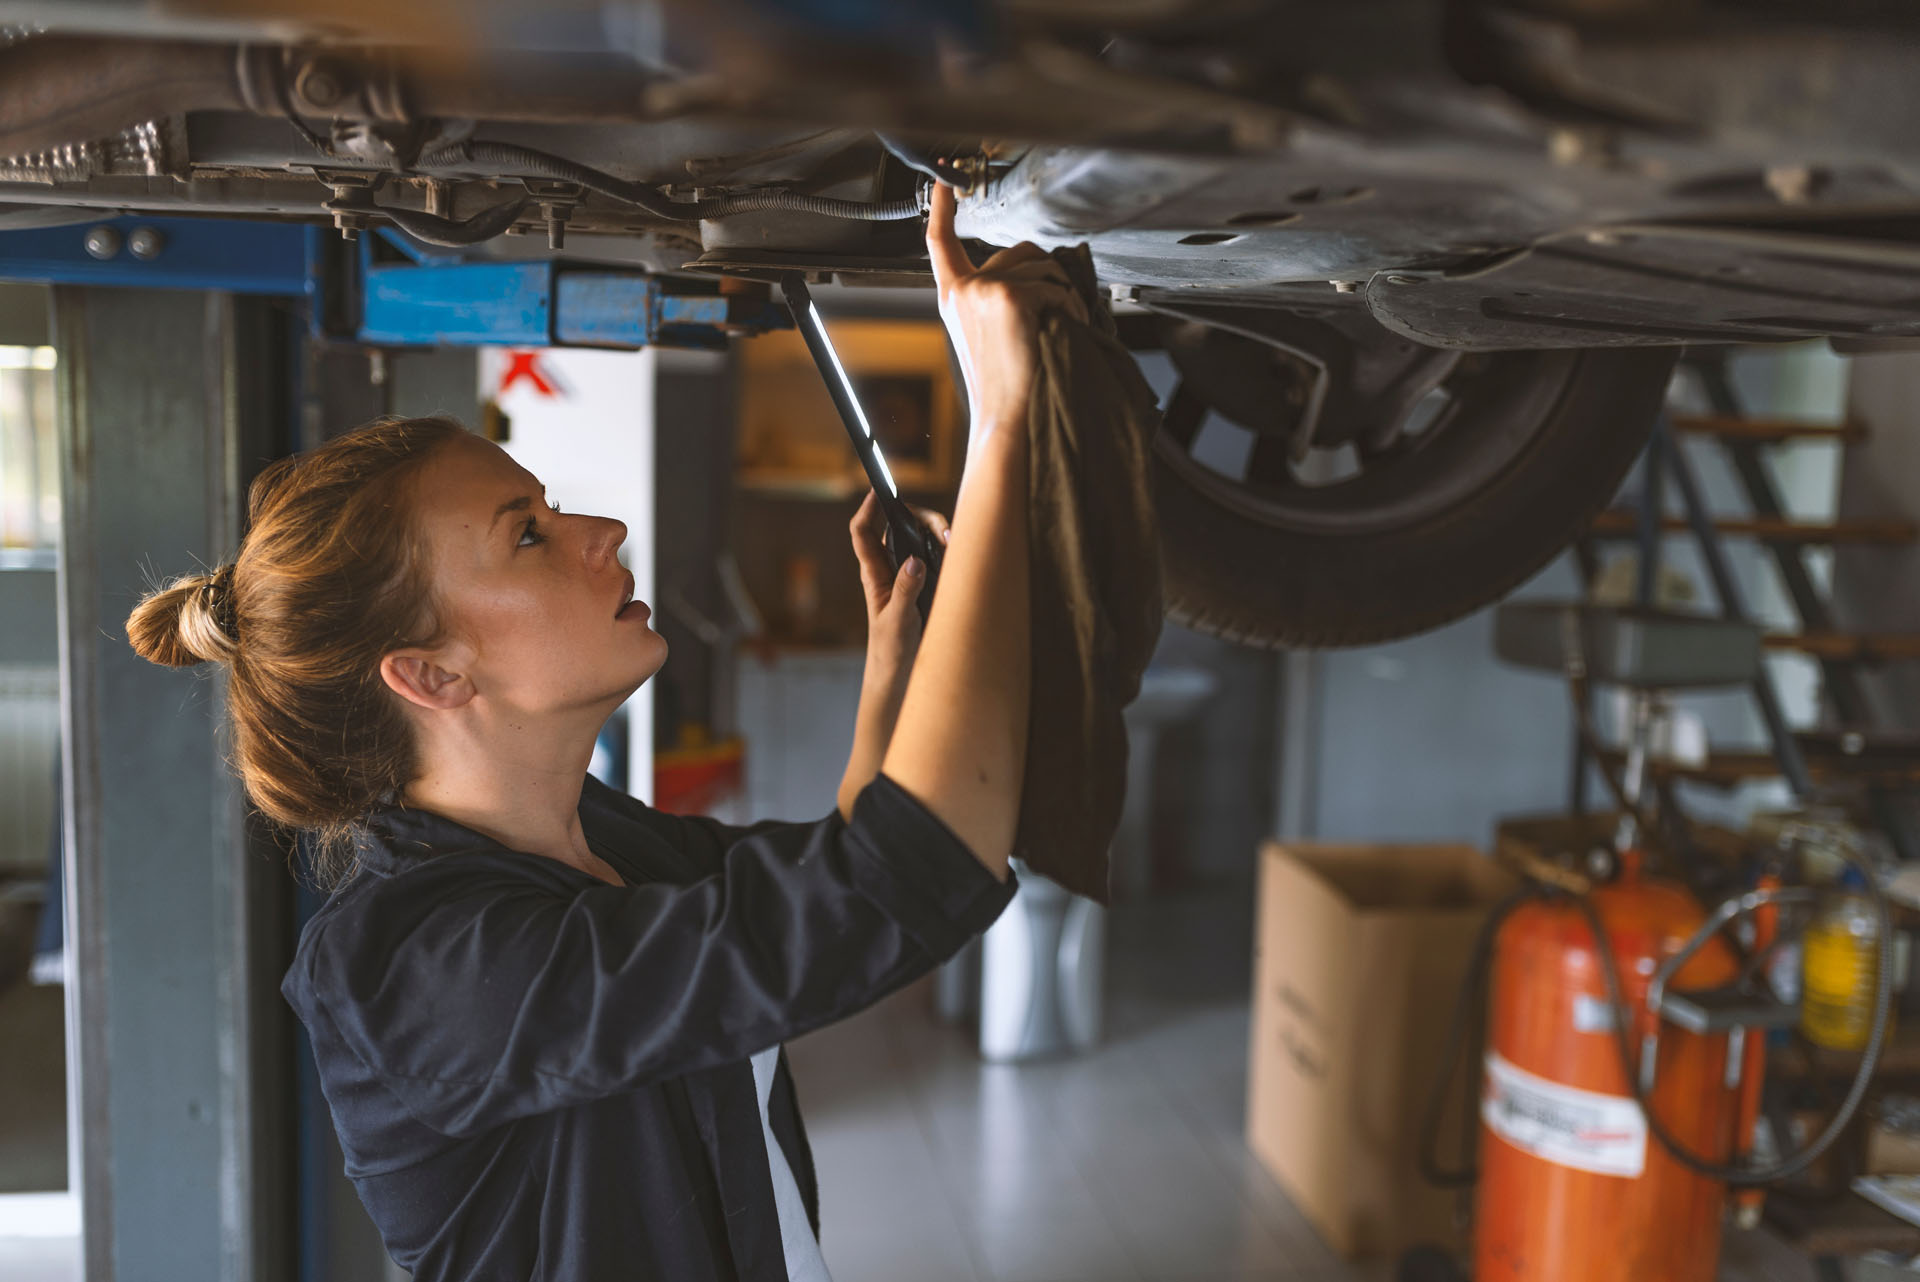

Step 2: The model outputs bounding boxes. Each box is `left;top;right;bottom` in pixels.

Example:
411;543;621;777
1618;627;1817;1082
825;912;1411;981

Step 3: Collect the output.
4;0;1917;645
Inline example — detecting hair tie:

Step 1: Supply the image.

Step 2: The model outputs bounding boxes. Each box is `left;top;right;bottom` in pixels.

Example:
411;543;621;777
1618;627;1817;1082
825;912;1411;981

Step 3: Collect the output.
206;564;239;643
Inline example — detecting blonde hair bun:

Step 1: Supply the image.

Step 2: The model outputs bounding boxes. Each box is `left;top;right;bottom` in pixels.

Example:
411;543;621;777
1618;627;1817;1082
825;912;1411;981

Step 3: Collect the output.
127;564;238;668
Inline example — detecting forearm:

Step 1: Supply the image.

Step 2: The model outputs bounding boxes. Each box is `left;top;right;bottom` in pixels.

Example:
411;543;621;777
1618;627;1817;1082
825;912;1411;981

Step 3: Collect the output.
838;660;909;821
879;424;1030;879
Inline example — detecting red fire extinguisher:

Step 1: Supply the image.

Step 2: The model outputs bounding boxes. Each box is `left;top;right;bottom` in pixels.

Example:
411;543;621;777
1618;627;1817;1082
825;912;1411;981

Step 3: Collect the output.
1476;860;1740;1282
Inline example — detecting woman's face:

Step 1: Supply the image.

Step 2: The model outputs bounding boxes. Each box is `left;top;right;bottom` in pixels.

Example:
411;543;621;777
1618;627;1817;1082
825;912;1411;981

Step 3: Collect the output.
406;433;667;717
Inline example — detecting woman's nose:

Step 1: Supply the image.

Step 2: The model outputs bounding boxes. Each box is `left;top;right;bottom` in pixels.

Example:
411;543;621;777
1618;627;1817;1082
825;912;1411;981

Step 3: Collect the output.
584;516;628;568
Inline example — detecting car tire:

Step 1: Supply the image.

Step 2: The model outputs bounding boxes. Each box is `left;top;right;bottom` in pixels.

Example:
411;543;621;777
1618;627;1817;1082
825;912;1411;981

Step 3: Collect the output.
1153;345;1676;649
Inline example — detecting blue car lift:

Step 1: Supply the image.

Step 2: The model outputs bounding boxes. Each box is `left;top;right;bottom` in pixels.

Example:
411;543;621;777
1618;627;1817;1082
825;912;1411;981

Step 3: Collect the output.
0;213;790;349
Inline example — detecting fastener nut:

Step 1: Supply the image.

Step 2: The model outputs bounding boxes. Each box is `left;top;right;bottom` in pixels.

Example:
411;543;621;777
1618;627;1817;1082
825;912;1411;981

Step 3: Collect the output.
83;225;122;260
126;227;165;261
294;60;349;110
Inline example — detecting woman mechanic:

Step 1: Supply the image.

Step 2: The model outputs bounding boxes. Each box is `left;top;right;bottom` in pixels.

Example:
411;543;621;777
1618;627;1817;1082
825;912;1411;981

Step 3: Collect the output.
125;186;1085;1282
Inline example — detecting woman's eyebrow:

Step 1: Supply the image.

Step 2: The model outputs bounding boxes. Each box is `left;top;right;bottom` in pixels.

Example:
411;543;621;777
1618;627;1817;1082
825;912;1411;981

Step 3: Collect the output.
490;496;533;530
488;488;548;531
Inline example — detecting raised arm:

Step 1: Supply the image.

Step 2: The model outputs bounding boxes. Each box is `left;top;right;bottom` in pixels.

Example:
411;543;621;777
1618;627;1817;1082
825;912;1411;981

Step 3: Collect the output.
878;186;1086;880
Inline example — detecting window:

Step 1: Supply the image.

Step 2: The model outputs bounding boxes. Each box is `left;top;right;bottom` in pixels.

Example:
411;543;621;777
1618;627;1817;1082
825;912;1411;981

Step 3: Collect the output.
0;345;58;560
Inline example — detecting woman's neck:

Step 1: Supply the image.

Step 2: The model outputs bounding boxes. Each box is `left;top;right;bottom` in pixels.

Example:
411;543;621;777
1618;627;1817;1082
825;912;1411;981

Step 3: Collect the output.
403;723;602;871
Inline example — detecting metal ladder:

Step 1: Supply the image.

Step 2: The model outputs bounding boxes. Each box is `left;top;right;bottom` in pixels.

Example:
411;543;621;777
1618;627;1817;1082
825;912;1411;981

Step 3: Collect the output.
1574;350;1920;862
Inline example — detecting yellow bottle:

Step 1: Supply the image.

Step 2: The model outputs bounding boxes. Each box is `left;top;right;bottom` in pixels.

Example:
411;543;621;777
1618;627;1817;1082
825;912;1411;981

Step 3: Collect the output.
1801;871;1887;1052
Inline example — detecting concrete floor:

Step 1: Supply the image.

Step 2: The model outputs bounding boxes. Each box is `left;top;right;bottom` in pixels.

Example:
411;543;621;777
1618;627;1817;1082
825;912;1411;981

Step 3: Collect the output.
790;885;1826;1282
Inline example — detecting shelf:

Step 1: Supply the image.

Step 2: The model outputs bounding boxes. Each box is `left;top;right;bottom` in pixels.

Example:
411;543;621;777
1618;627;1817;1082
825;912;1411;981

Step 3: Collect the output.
1767;1194;1920;1258
1765;633;1920;664
1600;734;1920;791
1590;511;1919;546
1671;413;1869;445
1775;1023;1920;1085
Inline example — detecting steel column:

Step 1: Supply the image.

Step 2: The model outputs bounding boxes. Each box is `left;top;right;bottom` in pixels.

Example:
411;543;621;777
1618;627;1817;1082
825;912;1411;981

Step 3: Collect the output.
54;287;288;1282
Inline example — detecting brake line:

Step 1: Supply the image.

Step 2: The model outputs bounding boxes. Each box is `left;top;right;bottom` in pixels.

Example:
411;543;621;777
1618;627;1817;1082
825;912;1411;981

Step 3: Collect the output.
416;138;926;223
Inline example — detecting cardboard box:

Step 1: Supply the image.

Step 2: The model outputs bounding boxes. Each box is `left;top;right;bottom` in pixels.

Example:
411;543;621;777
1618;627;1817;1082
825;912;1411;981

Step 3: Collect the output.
1247;841;1518;1259
1869;1123;1920;1178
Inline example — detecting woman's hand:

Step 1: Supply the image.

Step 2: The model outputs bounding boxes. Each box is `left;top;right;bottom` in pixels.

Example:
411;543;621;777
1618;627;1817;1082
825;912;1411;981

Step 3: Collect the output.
849;490;950;672
837;491;950;821
925;183;1087;436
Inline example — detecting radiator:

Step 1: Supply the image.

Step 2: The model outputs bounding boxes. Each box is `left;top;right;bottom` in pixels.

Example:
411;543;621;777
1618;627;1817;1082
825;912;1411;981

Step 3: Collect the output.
0;664;59;879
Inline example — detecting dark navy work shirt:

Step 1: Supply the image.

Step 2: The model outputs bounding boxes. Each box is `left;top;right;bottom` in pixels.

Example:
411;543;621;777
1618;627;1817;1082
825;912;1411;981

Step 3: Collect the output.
281;772;1015;1282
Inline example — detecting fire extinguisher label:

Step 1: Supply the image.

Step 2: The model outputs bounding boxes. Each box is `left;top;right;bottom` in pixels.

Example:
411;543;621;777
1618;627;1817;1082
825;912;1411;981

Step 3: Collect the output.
1482;1051;1647;1179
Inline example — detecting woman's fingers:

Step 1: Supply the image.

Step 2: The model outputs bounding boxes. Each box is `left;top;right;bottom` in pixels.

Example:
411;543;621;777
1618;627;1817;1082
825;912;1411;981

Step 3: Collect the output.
994;259;1073;282
908;505;953;546
894;555;927;600
925;185;974;294
848;492;894;603
988;279;1088;331
978;241;1050;273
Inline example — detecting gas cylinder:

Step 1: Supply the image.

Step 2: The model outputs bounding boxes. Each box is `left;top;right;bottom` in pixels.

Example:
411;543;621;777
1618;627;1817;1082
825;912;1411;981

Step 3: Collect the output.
1475;863;1742;1282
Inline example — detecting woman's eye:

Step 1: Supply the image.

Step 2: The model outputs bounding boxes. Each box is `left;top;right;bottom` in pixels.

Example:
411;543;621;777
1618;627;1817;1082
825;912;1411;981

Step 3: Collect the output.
518;518;543;548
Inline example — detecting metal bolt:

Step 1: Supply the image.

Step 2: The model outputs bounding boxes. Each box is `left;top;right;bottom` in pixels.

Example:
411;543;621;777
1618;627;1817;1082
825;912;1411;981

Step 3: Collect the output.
83;225;121;260
543;203;573;251
294;60;347;110
1842;730;1866;756
1765;165;1816;206
1107;283;1138;303
1586;846;1619;883
126;226;165;261
1330;279;1360;294
1549;128;1586;166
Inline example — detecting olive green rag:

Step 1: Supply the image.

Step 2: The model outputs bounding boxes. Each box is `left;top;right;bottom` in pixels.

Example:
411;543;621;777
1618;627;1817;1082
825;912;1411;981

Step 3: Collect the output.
1011;245;1165;904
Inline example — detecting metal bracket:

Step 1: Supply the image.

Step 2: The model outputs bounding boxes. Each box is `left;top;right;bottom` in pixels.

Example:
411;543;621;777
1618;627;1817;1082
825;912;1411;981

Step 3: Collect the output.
1640;884;1817;1092
0;216;789;350
0;216;314;296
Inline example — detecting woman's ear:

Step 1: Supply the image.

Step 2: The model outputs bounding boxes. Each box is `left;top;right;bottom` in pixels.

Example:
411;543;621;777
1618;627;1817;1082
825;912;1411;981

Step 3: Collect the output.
380;649;475;711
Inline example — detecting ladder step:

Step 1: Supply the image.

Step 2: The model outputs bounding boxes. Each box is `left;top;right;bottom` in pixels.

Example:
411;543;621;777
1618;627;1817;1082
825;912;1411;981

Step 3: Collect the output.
1764;633;1920;663
1670;413;1869;445
1590;510;1919;545
1602;734;1920;790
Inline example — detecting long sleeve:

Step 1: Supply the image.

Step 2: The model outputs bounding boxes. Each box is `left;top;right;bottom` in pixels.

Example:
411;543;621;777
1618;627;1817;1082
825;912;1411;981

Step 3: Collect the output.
300;774;1014;1139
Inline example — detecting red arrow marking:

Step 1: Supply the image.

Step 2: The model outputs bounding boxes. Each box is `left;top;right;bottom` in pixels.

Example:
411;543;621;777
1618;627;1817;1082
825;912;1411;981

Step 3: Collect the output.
499;350;558;397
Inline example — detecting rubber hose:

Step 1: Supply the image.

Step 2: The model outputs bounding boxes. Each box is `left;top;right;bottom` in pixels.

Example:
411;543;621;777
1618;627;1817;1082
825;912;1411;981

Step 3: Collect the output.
1572;877;1892;1186
381;198;534;247
418;139;924;222
1417;888;1536;1189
